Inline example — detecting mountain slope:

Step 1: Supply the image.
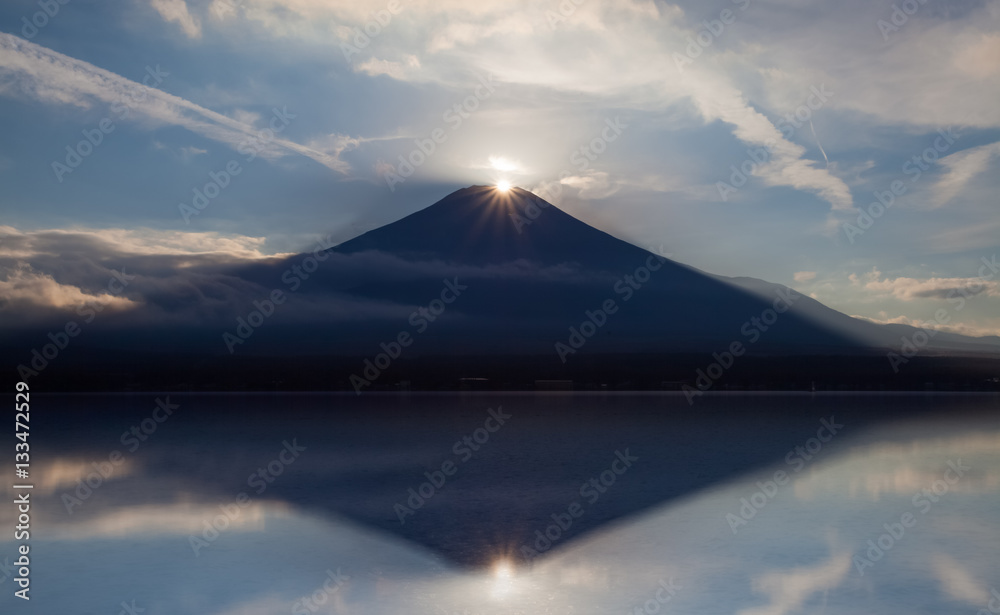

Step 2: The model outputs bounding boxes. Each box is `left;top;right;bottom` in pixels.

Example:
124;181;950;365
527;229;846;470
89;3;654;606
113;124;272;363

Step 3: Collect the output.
257;185;990;359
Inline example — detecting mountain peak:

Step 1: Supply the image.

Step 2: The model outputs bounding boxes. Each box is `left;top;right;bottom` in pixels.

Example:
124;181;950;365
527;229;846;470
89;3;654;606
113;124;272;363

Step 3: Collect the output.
334;184;641;267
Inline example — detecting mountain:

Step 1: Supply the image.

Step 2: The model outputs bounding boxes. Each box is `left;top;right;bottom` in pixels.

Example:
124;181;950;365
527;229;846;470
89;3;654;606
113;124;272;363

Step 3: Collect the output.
4;185;999;390
254;185;997;356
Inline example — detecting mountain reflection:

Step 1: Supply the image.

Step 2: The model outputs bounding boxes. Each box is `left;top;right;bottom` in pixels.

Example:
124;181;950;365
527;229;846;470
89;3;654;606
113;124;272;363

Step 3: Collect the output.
1;393;997;614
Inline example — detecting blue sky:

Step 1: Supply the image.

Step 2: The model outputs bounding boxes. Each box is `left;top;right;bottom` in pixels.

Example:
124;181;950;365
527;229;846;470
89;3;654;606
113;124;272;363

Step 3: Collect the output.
0;0;998;335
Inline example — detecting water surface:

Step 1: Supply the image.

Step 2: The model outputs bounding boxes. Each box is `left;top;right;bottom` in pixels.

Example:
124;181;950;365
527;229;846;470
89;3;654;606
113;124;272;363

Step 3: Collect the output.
1;392;997;614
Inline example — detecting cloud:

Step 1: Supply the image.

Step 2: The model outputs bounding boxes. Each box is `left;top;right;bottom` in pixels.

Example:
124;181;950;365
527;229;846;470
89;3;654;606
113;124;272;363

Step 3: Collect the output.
793;431;1000;500
149;0;202;39
794;271;817;283
488;155;522;173
850;312;1000;338
0;34;350;173
129;0;1000;219
48;502;284;540
0;226;286;325
559;171;620;200
0;264;136;313
185;0;855;211
953;32;1000;80
737;551;851;615
355;55;421;80
682;75;853;211
0;225;279;260
861;267;1000;301
931;554;991;606
933;140;1000;207
0;224;601;332
180;145;208;158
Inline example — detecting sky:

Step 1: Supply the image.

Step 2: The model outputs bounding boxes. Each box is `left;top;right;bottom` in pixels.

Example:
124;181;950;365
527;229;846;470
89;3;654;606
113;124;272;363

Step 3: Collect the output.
0;0;998;336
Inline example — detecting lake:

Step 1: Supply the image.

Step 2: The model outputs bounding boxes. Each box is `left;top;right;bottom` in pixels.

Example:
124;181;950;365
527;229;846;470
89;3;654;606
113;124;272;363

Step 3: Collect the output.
1;392;998;614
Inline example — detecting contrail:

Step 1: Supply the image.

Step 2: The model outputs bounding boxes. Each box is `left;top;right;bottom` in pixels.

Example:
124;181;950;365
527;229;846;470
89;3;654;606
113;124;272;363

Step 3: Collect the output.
809;119;830;166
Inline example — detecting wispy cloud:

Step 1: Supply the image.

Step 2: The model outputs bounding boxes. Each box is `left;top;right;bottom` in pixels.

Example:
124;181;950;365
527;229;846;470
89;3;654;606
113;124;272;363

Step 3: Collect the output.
933;140;1000;207
859;267;1000;301
0;33;352;173
149;0;202;39
931;554;992;606
0;225;279;259
737;551;851;615
181;0;855;211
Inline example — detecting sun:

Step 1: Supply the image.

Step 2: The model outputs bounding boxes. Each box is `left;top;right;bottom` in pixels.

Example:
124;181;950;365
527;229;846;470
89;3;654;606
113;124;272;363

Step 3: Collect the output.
496;180;512;192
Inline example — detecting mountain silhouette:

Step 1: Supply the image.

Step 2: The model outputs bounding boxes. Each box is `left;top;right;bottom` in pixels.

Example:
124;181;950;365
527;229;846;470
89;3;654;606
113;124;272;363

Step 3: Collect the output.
4;185;999;390
246;185;997;357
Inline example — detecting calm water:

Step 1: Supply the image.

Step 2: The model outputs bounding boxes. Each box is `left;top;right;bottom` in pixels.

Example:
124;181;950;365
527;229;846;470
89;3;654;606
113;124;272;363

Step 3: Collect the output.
1;393;998;614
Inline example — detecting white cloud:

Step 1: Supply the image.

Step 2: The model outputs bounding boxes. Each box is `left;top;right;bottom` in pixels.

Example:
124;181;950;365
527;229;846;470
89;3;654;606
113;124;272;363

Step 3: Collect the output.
149;0;202;39
933;140;1000;207
794;271;817;283
953;32;1000;80
0;34;351;173
559;171;620;200
682;74;852;211
0;264;136;312
737;551;851;615
0;225;283;259
861;267;1000;301
356;55;421;80
190;0;856;211
180;145;208;158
